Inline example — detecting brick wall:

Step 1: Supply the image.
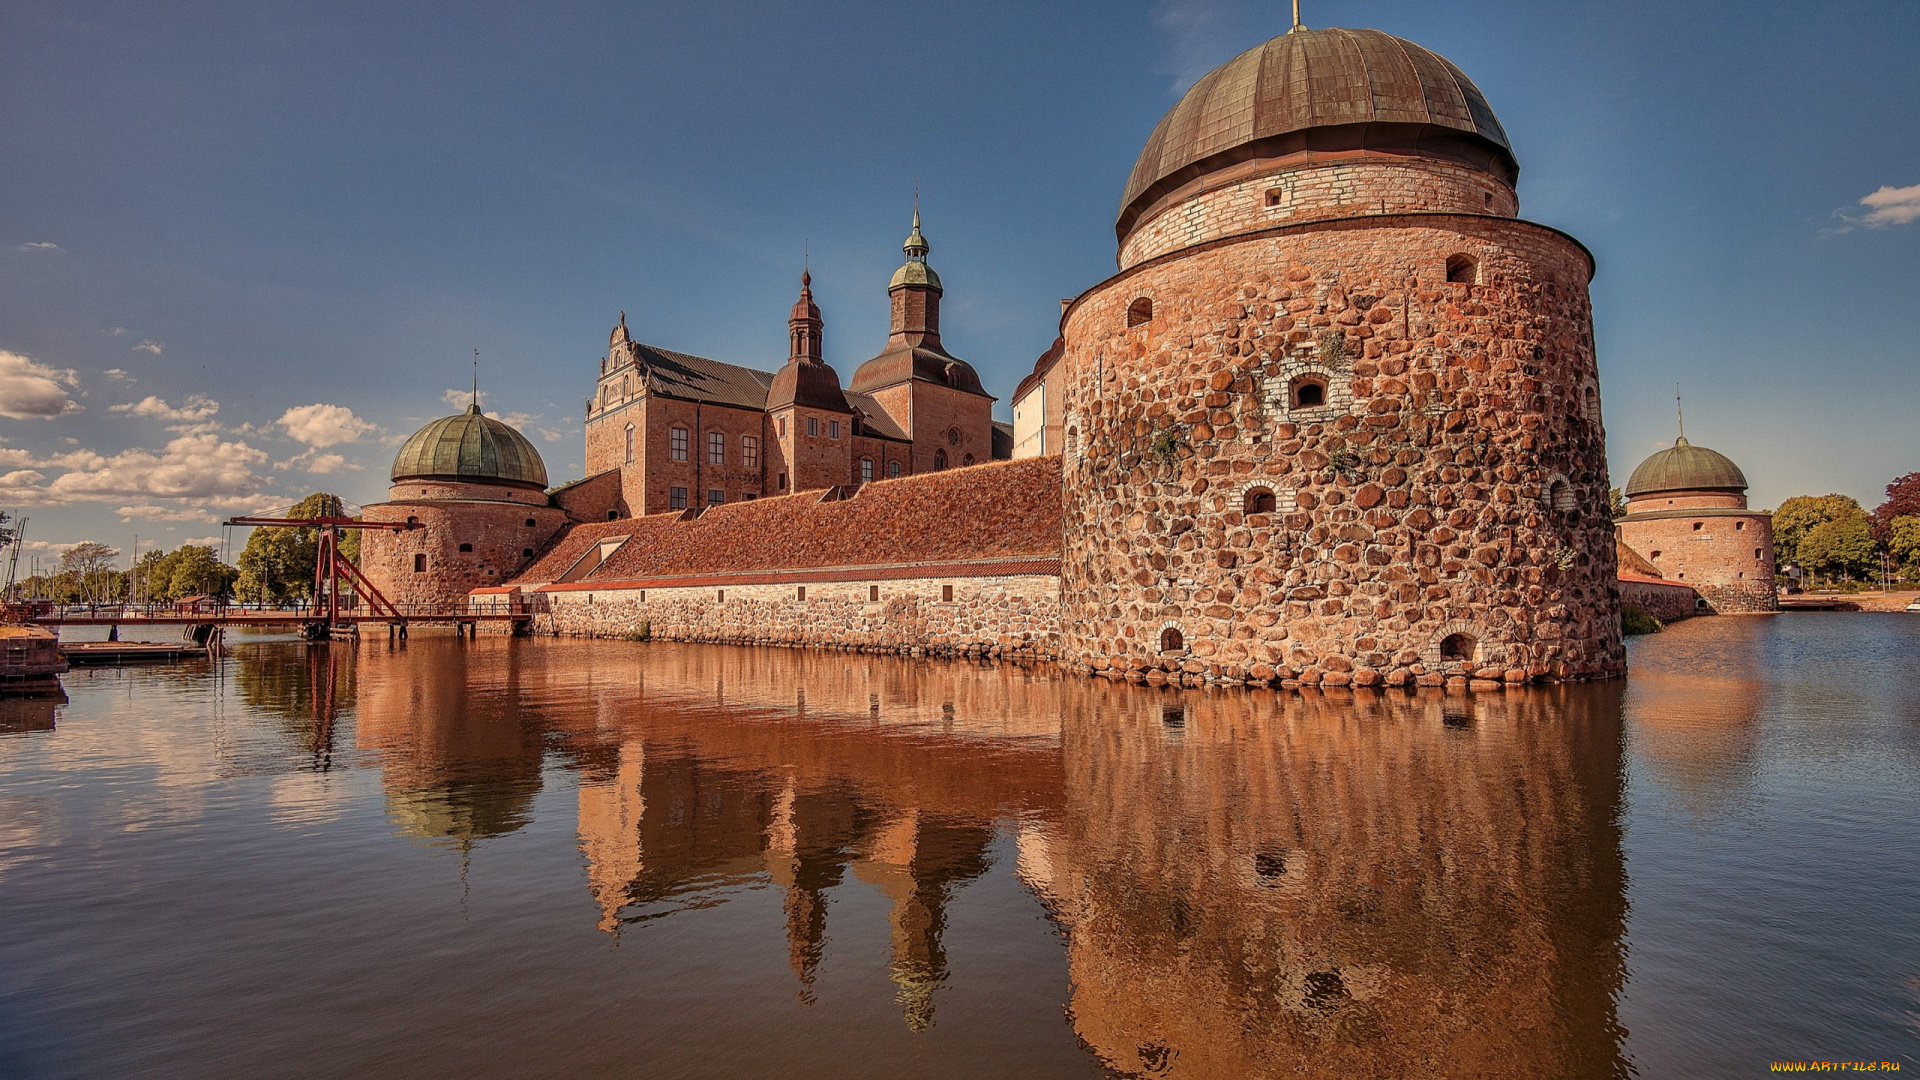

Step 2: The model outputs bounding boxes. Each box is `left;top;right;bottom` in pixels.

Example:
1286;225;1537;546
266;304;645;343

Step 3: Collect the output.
532;572;1061;659
1618;575;1698;623
1121;156;1520;269
1617;496;1777;613
1058;201;1622;689
906;382;996;472
363;484;571;610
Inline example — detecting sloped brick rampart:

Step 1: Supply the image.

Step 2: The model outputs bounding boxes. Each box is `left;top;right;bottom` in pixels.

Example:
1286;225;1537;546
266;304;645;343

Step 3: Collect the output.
1618;575;1698;624
1058;206;1624;688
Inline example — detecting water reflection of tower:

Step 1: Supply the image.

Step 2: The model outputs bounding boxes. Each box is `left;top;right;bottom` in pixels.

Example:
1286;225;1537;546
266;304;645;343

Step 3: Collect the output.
1020;683;1631;1080
1625;620;1769;817
356;639;545;844
850;811;993;1030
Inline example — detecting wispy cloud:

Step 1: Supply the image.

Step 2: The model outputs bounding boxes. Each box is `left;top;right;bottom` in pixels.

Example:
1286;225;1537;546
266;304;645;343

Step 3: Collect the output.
115;504;218;524
110;394;219;423
443;387;487;411
0;350;83;419
1832;183;1920;231
107;327;127;337
274;447;360;474
18;241;61;253
103;368;135;383
133;340;164;355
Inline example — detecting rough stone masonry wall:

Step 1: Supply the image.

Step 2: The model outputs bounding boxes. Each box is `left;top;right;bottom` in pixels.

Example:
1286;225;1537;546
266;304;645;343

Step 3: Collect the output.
533;573;1060;659
1618;577;1698;624
1059;208;1623;689
1617;509;1778;614
363;484;570;611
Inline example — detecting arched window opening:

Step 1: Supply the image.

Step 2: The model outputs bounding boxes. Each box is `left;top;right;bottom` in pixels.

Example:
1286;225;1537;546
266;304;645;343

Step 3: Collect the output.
621;375;631;397
1159;626;1185;653
524;518;537;527
1290;377;1328;410
1582;385;1600;423
1445;253;1477;284
1264;188;1285;208
625;424;635;463
1440;633;1477;663
607;510;619;520
1549;479;1577;517
933;448;947;471
1244;487;1277;515
962;452;974;467
1126;296;1153;328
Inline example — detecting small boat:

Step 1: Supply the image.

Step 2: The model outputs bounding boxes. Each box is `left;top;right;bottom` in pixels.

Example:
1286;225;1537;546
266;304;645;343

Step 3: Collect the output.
1906;598;1920;613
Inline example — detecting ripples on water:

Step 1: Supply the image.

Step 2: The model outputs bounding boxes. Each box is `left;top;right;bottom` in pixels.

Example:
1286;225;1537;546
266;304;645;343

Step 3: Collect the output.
0;616;1915;1078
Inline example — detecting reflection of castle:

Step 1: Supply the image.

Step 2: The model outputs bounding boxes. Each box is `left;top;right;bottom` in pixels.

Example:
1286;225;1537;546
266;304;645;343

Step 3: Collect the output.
320;637;1631;1067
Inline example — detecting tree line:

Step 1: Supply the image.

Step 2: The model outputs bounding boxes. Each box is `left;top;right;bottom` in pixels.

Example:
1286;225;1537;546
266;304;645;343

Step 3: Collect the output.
7;492;360;605
1770;472;1920;586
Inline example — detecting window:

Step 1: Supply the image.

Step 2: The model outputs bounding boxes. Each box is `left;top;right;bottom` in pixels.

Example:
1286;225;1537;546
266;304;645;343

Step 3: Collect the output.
637;590;645;602
828;420;840;439
778;472;788;491
860;457;873;483
1755;548;1763;559
941;584;954;602
625;424;635;463
707;489;723;505
716;590;725;602
1440;633;1476;662
1264;188;1285;207
1735;521;1745;531
962;453;974;466
1126;296;1153;328
1650;550;1662;559
670;486;688;510
608;510;620;520
869;585;879;601
779;417;787;438
1160;626;1184;652
1245;487;1276;515
806;417;818;437
889;461;901;479
669;427;689;461
796;586;806;601
1290;376;1328;409
740;492;756;502
704;431;723;464
1445;253;1477;284
521;548;533;559
621;375;630;397
411;553;427;573
525;518;537;527
933;448;947;470
1692;522;1704;532
458;543;473;553
1549;479;1577;516
742;435;759;469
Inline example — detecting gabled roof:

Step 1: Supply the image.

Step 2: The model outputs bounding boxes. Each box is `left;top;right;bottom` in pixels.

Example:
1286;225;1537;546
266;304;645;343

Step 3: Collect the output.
629;342;776;411
844;391;909;441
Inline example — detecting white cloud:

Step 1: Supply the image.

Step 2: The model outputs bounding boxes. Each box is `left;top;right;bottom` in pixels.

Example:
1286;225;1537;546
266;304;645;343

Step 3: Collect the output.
107;327;127;337
48;433;271;502
133;340;164;355
0;350;83;419
443;388;487;410
111;394;220;423
279;403;376;447
181;536;225;548
103;368;134;383
537;428;564;442
0;470;50;502
1858;183;1920;227
114;504;218;523
18;242;60;252
275;448;359;474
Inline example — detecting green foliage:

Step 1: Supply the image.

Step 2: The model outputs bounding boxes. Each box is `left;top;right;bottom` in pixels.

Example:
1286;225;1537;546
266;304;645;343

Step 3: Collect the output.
1317;330;1347;367
1772;494;1865;568
1888;516;1920;574
1620;606;1662;635
1873;472;1920;542
236;493;348;603
1148;422;1186;463
131;545;239;602
622;621;651;642
1798;515;1877;582
59;541;121;602
1608;487;1628;520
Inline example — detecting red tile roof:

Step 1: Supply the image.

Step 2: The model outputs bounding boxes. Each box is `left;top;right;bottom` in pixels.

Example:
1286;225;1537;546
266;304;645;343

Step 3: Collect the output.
508;455;1062;587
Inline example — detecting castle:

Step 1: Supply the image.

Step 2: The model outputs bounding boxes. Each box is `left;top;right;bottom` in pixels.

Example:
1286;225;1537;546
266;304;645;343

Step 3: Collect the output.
361;21;1700;688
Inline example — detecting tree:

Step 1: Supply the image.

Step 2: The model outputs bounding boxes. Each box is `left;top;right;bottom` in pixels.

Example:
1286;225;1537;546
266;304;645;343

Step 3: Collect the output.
236;493;349;603
1872;472;1920;544
169;545;238;599
1608;487;1628;520
59;541;121;603
1798;516;1877;583
1772;494;1865;568
1888;516;1920;578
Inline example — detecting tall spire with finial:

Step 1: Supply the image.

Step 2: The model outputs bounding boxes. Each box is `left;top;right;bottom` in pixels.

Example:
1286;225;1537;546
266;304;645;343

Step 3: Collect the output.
1675;383;1687;444
1289;0;1305;32
789;262;823;363
471;349;480;413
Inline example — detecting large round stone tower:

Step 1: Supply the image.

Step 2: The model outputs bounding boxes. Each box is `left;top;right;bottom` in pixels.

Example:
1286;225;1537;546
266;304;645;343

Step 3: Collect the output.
1617;436;1777;613
361;404;570;611
1057;24;1623;687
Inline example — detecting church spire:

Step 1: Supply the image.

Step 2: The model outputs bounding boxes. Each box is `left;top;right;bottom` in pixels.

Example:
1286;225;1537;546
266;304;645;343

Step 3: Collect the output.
789;267;824;363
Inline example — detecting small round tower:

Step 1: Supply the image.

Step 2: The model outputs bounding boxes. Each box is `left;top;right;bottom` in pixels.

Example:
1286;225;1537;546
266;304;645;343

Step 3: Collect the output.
1057;24;1622;687
1617;436;1777;612
361;404;569;611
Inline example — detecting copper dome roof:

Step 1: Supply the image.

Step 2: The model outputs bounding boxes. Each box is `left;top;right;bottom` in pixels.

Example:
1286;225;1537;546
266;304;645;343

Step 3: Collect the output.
1624;437;1748;498
1118;27;1516;240
390;404;549;489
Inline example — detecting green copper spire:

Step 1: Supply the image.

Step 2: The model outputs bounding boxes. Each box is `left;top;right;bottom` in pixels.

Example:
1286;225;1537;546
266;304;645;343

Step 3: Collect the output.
890;206;942;292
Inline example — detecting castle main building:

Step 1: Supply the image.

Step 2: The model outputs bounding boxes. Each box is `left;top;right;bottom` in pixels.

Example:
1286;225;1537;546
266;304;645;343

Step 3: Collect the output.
367;21;1629;688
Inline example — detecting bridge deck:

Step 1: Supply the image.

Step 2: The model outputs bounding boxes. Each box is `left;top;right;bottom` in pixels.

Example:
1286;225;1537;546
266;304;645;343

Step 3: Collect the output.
32;613;527;626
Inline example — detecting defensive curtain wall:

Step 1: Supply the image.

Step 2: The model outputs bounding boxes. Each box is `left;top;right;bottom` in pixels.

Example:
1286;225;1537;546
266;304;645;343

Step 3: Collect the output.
494;456;1064;661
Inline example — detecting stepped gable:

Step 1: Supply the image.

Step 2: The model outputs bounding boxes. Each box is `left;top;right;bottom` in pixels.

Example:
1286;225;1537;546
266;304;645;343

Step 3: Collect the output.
513;456;1062;587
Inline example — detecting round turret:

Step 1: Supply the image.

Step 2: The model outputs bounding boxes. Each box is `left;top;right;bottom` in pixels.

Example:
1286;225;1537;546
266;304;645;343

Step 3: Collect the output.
391;403;548;490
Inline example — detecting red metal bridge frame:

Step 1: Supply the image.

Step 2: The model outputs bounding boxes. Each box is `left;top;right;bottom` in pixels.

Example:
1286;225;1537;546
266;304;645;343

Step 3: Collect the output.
225;516;416;629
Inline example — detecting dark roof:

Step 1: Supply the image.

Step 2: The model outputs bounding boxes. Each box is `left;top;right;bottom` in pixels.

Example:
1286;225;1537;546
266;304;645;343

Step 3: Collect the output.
991;421;1014;460
844;391;909;441
390;404;548;489
1624;437;1749;497
630;342;774;410
1119;27;1516;241
509;456;1062;586
547;468;620;496
848;345;992;399
766;359;851;413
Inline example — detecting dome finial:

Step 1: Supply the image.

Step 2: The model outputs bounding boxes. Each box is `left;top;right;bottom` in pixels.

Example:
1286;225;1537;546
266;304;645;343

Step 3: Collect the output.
1675;383;1687;444
471;349;481;413
1289;0;1305;32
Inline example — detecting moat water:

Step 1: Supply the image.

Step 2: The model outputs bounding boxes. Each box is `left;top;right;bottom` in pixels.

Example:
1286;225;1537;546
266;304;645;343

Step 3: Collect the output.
1;616;1915;1078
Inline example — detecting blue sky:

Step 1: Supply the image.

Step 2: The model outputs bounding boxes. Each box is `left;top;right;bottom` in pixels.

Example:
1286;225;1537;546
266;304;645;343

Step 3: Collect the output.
2;0;1916;566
